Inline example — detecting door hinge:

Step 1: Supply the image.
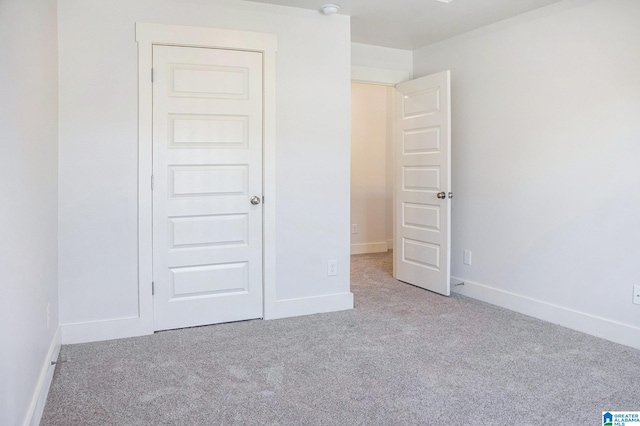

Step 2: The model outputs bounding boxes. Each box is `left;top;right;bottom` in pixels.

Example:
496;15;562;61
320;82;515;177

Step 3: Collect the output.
152;282;155;296
151;175;154;190
151;68;154;83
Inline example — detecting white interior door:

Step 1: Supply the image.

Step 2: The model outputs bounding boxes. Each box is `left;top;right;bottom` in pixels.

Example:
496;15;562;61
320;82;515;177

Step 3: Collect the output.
152;45;264;331
394;71;451;296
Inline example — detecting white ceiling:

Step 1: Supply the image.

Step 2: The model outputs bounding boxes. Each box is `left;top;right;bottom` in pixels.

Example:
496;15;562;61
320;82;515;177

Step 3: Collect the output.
244;0;565;50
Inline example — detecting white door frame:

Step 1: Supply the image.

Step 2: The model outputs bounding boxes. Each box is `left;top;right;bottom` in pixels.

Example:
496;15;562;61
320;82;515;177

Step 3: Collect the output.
136;22;278;332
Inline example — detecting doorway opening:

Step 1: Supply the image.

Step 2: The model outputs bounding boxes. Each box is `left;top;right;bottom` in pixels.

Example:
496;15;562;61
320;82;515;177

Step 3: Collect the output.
350;82;395;258
350;82;395;285
350;71;452;296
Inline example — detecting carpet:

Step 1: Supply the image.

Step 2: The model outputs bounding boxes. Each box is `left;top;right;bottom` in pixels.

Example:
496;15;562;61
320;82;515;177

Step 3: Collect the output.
42;252;640;425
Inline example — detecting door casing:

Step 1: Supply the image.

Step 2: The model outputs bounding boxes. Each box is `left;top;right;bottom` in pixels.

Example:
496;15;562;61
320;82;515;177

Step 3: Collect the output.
136;23;278;333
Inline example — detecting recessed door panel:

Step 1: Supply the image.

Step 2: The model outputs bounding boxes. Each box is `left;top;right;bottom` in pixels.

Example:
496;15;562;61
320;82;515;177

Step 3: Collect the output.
403;166;440;192
403;127;440;154
171;115;248;148
403;203;440;231
170;214;248;248
403;238;440;271
170;166;248;197
171;65;248;99
171;262;248;297
403;88;440;118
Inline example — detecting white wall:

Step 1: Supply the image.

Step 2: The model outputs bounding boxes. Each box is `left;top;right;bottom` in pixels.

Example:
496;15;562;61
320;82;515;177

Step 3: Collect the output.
350;83;393;254
58;0;352;339
351;42;413;73
414;0;640;348
351;42;412;85
0;0;60;423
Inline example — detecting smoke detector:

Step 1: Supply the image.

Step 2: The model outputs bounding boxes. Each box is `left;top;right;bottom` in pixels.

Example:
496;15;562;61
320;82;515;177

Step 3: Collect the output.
321;4;340;15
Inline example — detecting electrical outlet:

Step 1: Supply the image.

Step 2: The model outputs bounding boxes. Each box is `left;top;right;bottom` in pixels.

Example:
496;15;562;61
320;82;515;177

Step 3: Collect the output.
634;285;640;305
328;259;338;276
351;224;358;234
463;250;472;265
46;302;51;329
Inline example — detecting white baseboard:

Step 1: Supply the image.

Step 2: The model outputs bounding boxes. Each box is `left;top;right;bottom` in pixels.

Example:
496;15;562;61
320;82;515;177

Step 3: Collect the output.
266;292;354;320
351;242;388;255
451;276;640;351
62;292;355;342
61;317;152;345
25;327;61;426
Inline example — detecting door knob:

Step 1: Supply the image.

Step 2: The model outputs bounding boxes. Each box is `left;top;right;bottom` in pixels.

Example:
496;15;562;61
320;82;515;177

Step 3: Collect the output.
448;192;454;199
250;196;261;205
437;192;446;199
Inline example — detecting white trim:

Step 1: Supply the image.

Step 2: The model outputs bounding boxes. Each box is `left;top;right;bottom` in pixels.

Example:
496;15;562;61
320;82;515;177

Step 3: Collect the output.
61;317;149;344
24;327;61;426
351;66;411;86
261;37;278;321
266;293;355;320
136;23;278;335
351;242;388;255
135;23;278;51
451;276;640;351
135;23;155;342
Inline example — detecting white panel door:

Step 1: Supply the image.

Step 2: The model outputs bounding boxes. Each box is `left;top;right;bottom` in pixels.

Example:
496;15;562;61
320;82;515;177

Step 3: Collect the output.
152;45;263;331
394;71;451;296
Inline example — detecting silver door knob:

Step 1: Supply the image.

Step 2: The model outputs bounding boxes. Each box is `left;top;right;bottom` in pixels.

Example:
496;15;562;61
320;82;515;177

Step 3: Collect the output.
250;196;261;205
437;192;446;199
448;192;454;199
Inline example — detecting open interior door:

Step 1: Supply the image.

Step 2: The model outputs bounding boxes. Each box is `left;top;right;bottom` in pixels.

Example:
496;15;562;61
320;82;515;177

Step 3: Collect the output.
393;71;451;296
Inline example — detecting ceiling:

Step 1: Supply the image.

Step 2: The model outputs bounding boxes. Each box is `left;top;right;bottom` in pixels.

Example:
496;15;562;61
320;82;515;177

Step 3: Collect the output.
244;0;565;50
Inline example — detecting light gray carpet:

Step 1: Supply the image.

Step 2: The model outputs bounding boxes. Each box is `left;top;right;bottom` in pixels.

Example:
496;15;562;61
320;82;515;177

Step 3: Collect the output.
42;252;640;425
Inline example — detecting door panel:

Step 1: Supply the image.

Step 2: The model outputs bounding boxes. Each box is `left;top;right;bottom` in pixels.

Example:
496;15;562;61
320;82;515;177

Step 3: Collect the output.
153;45;263;331
170;114;248;147
394;71;451;296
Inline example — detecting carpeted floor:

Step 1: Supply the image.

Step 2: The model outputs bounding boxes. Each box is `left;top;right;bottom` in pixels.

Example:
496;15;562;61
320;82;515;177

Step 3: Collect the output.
42;252;640;425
